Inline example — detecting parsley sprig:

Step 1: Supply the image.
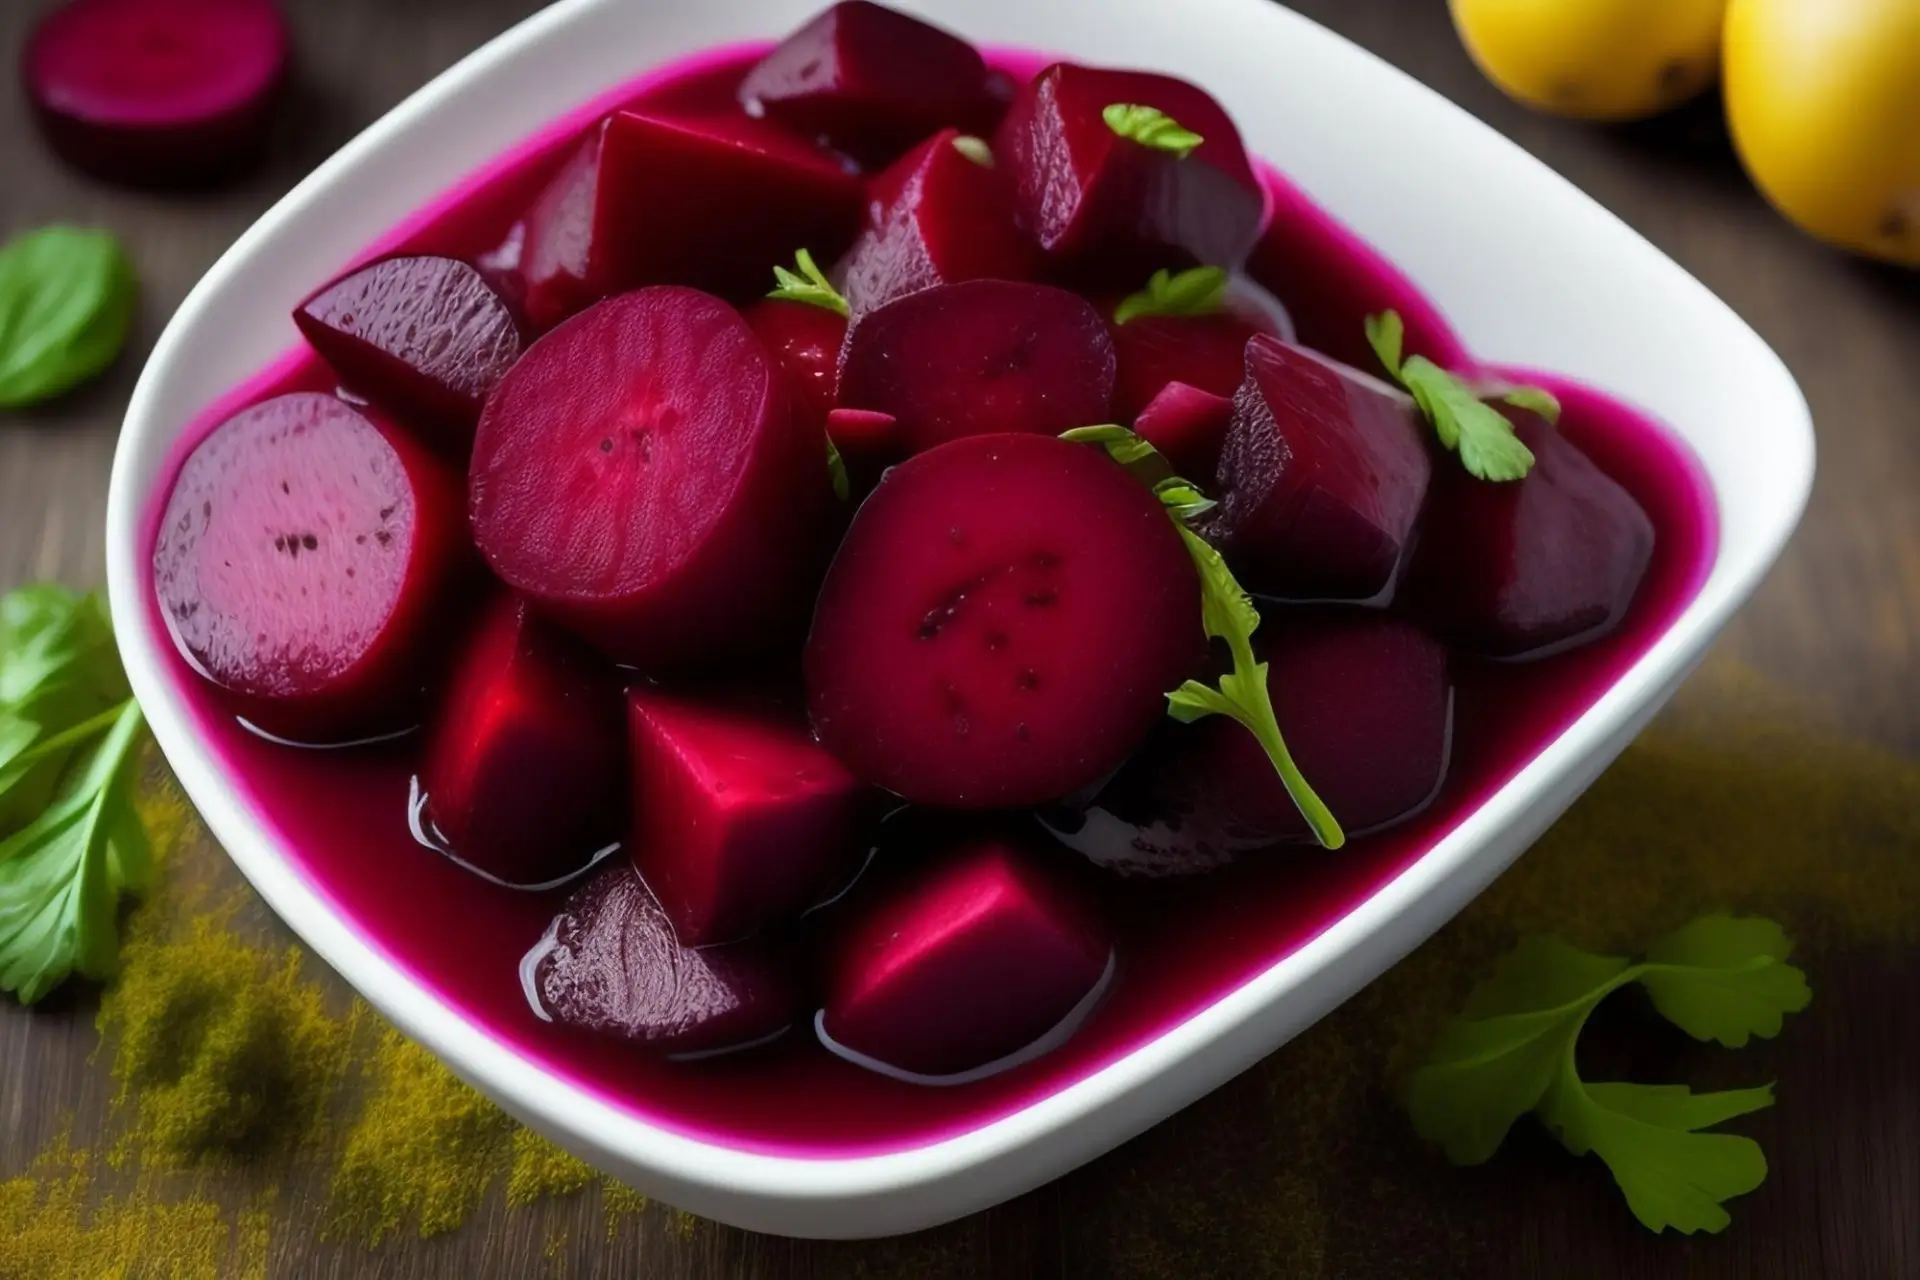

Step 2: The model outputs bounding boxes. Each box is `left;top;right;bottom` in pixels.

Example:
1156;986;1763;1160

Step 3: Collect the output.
1102;104;1204;158
1113;266;1230;326
767;248;848;318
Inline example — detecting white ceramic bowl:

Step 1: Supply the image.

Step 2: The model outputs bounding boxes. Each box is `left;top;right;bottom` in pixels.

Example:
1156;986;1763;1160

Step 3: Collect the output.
105;0;1812;1239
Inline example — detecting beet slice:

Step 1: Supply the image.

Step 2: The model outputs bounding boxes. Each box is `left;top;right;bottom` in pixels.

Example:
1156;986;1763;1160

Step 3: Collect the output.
806;432;1205;808
629;691;868;947
24;0;287;188
837;129;1033;319
417;594;625;887
525;862;795;1057
294;255;523;444
737;1;997;168
743;298;846;432
1402;411;1655;659
837;281;1116;456
1133;381;1233;483
471;288;830;668
996;62;1263;281
152;393;466;742
819;833;1113;1080
508;110;862;328
1214;334;1432;602
1110;311;1264;423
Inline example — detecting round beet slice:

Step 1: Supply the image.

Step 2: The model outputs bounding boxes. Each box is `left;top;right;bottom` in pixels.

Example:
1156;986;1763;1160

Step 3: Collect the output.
153;393;467;742
470;287;831;667
25;0;288;188
806;432;1206;808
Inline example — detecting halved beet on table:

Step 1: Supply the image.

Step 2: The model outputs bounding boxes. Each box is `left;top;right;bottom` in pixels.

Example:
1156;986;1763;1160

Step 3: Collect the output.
152;393;467;742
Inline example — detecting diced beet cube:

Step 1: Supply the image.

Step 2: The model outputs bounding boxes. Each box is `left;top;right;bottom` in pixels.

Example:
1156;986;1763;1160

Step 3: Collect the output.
743;298;847;432
526;862;795;1057
737;1;997;167
1214;334;1431;602
838;129;1033;318
819;834;1113;1080
294;255;523;444
1110;311;1263;422
418;594;625;887
628;691;868;947
1402;411;1655;659
1133;380;1233;483
996;63;1263;280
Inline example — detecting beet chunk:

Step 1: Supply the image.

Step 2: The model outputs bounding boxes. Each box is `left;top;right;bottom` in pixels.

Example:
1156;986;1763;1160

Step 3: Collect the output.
294;255;522;444
743;298;847;432
1111;311;1264;423
629;691;868;947
837;281;1116;456
819;833;1113;1080
1403;411;1656;659
996;63;1263;280
152;393;466;742
418;594;625;887
806;433;1206;808
737;1;997;167
1133;381;1233;483
1214;335;1431;602
470;288;830;667
526;862;795;1057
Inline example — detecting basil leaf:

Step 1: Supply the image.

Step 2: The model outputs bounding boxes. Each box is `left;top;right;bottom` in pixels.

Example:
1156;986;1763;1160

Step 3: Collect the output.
0;226;139;409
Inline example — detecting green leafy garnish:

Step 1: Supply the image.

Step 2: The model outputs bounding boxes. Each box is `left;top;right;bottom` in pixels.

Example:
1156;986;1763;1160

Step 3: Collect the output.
1102;104;1204;158
1406;916;1811;1235
951;135;995;167
825;436;851;502
1364;310;1561;483
767;249;848;318
1112;266;1230;326
0;584;151;1003
1060;425;1344;850
0;226;139;410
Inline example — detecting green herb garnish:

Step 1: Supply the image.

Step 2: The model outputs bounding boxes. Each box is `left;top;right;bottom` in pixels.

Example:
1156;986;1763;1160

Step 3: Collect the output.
1113;266;1230;326
826;436;851;501
0;226;139;410
768;248;848;318
1407;915;1812;1235
951;135;994;167
1365;310;1561;483
1102;104;1204;158
0;584;151;1003
1060;425;1344;849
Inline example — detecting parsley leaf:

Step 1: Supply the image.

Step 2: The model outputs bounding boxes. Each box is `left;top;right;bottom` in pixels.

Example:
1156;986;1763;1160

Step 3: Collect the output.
1113;266;1230;326
767;249;848;318
951;135;995;167
0;226;139;409
826;436;851;502
1406;916;1810;1234
1060;425;1344;849
1364;310;1560;483
1102;104;1204;158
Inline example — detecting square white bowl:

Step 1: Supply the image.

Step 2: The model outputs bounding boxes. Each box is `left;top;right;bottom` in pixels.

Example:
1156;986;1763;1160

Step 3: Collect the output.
104;0;1812;1240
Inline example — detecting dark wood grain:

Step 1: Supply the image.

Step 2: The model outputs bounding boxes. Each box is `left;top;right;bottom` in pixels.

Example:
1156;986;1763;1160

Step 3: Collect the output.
3;2;1917;1277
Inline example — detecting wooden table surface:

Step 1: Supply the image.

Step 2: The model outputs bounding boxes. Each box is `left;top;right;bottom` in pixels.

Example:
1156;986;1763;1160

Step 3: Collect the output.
3;2;1917;1277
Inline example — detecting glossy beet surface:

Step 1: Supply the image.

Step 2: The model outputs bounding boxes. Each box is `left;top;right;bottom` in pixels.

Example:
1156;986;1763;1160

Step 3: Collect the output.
837;281;1116;455
1110;310;1264;422
1403;410;1656;659
628;691;868;947
1215;335;1432;602
743;299;846;432
821;835;1112;1079
294;255;522;442
527;862;796;1056
152;393;465;742
1133;381;1233;484
419;595;625;887
807;433;1206;808
469;288;829;667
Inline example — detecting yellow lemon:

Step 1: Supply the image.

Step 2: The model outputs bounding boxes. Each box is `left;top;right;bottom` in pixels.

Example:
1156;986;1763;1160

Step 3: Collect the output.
1725;0;1920;266
1450;0;1728;121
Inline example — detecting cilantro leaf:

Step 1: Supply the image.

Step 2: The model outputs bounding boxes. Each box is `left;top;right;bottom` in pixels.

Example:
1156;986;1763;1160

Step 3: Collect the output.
1641;915;1812;1048
0;226;139;409
1499;384;1563;423
951;135;994;167
825;436;851;502
1113;266;1229;326
1364;310;1554;483
1102;104;1204;158
767;249;848;318
0;585;128;833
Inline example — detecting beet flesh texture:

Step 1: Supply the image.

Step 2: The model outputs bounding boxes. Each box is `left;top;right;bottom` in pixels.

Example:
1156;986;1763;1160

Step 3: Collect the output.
294;255;523;445
1402;411;1655;659
837;281;1116;457
837;129;1034;319
24;0;287;188
1214;335;1432;602
1111;309;1265;423
420;594;625;886
153;393;466;742
822;834;1112;1078
509;109;862;329
737;1;998;168
996;63;1264;282
628;691;868;947
743;299;846;433
470;288;831;669
1133;381;1233;484
806;432;1206;808
530;862;795;1055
